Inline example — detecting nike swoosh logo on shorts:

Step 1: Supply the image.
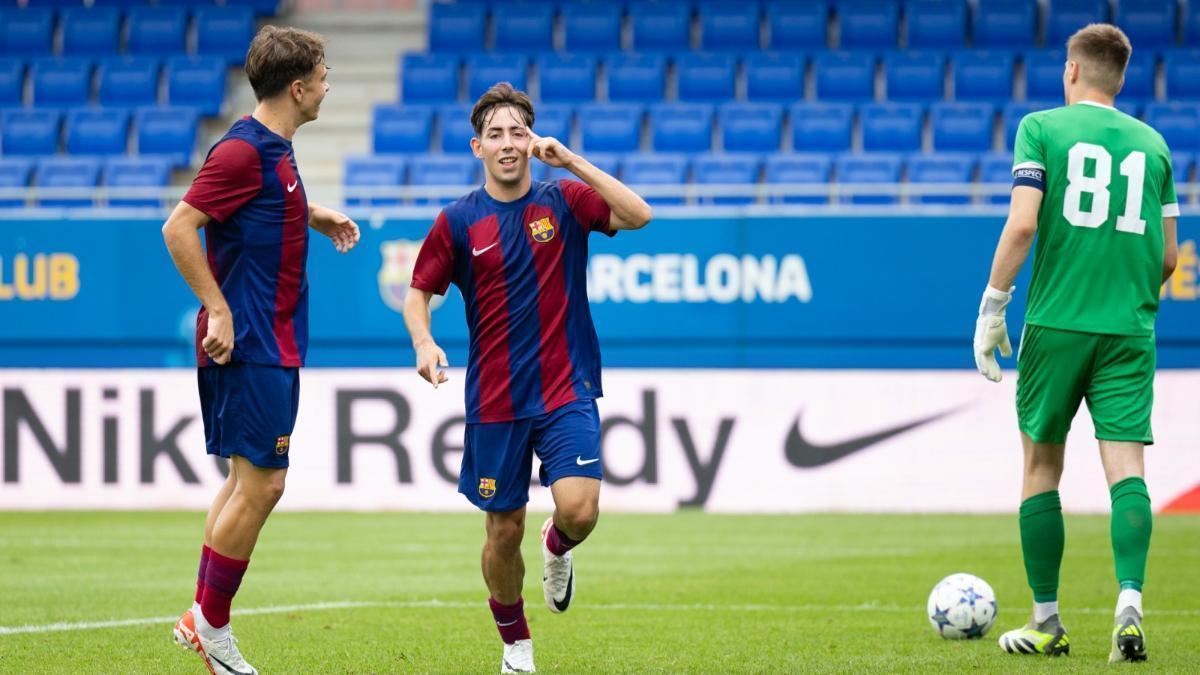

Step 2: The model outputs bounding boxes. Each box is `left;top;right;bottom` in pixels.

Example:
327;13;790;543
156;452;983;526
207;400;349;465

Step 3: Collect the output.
287;181;298;192
473;242;498;256
784;407;961;468
576;457;600;466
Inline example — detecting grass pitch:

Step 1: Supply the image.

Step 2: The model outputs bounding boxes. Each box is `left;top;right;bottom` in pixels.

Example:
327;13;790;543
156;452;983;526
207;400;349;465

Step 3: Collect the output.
1;511;1198;673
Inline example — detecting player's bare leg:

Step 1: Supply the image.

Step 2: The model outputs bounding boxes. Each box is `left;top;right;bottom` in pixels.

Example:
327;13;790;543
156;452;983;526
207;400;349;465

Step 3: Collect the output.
483;508;534;673
175;462;239;655
1099;440;1150;662
542;477;600;614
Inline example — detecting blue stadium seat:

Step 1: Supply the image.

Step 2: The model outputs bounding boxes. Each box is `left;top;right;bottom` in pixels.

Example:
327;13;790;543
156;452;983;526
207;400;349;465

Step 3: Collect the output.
105;157;170;208
930;102;995;152
0;57;24;106
167;57;227;117
579;104;644;153
196;7;257;66
1165;50;1200;101
1045;0;1109;48
700;2;761;51
437;104;474;155
650;103;714;154
408;154;479;205
630;2;692;52
860;103;924;152
1121;52;1157;103
606;53;667;103
837;0;899;49
562;3;622;52
99;57;160;107
128;7;189;56
135;106;196;168
1145;103;1200;151
621;154;689;205
32;58;94;108
1;108;60;155
1115;99;1144;119
694;153;762;205
533;104;573;144
973;0;1036;48
905;0;967;49
1024;51;1065;103
224;0;278;18
676;53;737;103
538;152;619;183
720;103;784;153
373;104;433;154
766;1;828;50
36;157;101;208
495;4;554;52
813;52;876;102
0;158;33;208
835;153;903;204
61;8;121;57
1188;2;1200;45
1003;100;1057;150
907;153;975;204
66;107;130;155
1172;151;1194;186
765;153;832;204
401;53;459;104
953;51;1014;103
428;3;487;53
343;156;406;207
979;151;1014;204
789;102;854;152
0;8;55;56
537;53;596;103
745;52;805;102
466;53;529;101
884;51;945;101
1117;0;1176;47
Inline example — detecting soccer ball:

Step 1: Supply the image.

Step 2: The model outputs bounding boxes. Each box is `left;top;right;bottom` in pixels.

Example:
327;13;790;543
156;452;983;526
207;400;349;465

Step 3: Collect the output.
927;573;997;639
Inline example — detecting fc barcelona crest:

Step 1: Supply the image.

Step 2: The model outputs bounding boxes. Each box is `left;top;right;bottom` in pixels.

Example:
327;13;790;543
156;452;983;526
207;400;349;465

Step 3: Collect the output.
378;239;446;314
275;435;290;455
478;477;497;499
528;217;555;243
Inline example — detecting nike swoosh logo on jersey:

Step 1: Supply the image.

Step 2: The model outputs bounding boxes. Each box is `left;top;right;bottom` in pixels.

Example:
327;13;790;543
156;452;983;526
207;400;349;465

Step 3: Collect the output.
473;242;498;256
784;407;962;468
286;181;298;193
576;457;600;466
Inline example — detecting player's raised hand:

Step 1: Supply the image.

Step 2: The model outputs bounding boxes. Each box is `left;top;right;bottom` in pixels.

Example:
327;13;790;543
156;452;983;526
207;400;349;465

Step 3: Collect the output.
973;285;1014;382
203;307;234;365
527;132;575;168
415;340;449;388
310;205;361;254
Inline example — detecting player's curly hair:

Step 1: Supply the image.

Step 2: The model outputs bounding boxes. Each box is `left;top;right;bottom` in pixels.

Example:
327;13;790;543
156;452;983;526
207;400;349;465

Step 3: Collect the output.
471;82;536;137
1067;24;1132;96
245;26;328;102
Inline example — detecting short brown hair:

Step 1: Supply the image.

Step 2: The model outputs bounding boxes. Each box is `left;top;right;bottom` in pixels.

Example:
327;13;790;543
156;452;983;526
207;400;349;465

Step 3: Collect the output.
1066;23;1132;96
244;26;327;101
470;82;535;136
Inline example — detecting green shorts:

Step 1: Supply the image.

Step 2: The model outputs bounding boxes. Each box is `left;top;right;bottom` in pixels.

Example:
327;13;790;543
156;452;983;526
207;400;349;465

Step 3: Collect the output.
1016;324;1155;445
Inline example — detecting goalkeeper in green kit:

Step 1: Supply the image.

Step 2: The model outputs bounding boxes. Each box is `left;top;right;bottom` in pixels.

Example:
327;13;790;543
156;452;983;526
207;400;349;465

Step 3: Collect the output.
973;24;1179;662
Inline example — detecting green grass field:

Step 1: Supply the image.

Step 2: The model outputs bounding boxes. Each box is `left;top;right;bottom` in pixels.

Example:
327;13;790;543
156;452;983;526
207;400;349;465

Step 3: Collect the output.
1;511;1198;673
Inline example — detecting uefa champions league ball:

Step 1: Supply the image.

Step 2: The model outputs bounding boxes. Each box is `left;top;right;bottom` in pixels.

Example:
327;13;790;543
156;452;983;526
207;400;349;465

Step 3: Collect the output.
927;573;997;639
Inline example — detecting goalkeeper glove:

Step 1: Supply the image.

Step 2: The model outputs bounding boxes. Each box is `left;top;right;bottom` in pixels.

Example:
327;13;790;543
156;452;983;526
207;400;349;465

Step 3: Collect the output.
974;285;1014;382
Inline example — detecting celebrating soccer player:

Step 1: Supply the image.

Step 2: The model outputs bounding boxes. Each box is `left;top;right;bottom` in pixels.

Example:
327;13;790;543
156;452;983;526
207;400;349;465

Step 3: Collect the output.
403;82;652;673
161;26;360;675
973;24;1178;662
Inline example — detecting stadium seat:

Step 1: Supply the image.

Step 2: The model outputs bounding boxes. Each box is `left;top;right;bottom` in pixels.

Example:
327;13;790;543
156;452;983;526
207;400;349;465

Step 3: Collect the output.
693;153;762;205
765;152;832;204
1024;51;1066;103
979;151;1015;204
621;154;689;204
836;153;904;204
0;157;33;208
0;8;55;56
720;103;784;153
224;0;278;18
0;58;24;106
860;103;924;152
343;155;406;207
167;57;228;117
606;54;667;103
972;0;1036;48
436;104;474;154
905;0;967;49
1116;0;1176;47
408;154;478;205
135;106;198;167
401;53;460;104
373;104;433;155
105;157;170;208
1188;2;1200;45
953;51;1014;103
66;107;130;156
428;3;487;53
630;2;692;52
1121;52;1158;103
533;104;573;144
813;52;876;102
745;52;805;102
1144;103;1200;151
1003;100;1057;150
466;53;529;101
98;57;161;107
766;1;828;50
538;152;619;183
907;153;975;204
1045;0;1109;48
700;2;761;51
1172;151;1194;187
495;4;554;52
196;7;257;66
676;53;737;103
128;7;189;56
1115;99;1144;119
562;3;622;52
61;8;121;57
32;58;94;108
930;102;995;152
579;104;643;153
1;108;60;155
884;51;945;102
789;102;854;152
837;0;899;49
36;156;102;208
537;53;596;103
1165;50;1200;101
650;103;714;154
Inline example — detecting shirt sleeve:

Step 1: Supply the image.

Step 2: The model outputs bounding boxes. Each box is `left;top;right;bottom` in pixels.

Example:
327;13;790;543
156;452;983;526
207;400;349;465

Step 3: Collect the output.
182;139;262;222
411;211;455;295
559;178;615;237
1161;151;1180;218
1012;114;1046;192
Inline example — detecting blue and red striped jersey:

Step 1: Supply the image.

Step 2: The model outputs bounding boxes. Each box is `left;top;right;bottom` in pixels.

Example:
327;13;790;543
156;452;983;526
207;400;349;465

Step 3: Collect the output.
411;179;614;423
183;116;309;368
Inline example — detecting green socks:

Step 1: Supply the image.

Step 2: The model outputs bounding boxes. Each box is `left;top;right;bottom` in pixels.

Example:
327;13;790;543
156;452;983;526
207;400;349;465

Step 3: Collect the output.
1020;491;1065;603
1110;477;1152;592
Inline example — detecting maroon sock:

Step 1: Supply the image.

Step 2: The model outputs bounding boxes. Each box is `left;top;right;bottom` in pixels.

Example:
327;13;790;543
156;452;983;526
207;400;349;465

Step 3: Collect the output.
488;596;531;644
544;523;581;557
200;549;249;629
194;544;212;605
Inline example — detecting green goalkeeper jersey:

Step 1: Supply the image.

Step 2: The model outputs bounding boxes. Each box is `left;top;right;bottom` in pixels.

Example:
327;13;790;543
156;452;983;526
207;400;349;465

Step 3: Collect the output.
1013;101;1179;336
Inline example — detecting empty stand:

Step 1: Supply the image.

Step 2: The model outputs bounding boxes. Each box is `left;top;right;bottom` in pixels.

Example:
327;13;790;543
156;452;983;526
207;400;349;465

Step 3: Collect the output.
651;103;714;154
562;3;622;52
99;57;161;107
630;2;692;52
700;2;761;51
745;52;805;102
606;53;668;102
884;51;945;102
66;107;130;156
719;103;784;153
790;103;853;152
860;103;924;152
374;104;433;154
537;53;596;103
579;103;644;153
908;153;976;204
905;0;967;49
676;53;737;103
694;153;761;204
105;157;170;208
931;102;995;152
135;106;198;168
401;53;459;104
836;154;903;204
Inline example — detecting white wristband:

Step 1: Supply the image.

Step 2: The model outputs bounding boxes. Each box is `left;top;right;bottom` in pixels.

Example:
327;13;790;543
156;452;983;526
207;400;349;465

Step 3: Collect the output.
979;285;1014;317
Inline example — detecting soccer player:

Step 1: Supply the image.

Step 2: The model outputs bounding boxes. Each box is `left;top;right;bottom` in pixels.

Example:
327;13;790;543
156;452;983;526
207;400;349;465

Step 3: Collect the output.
161;27;360;675
973;24;1178;662
403;82;652;673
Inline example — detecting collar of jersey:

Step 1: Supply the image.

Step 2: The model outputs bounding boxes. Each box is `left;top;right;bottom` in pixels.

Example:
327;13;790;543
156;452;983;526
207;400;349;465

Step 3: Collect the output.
1076;100;1117;111
479;182;535;210
241;115;293;146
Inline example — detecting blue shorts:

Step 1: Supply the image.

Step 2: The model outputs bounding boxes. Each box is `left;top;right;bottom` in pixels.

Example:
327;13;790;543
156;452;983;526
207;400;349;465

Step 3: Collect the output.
197;364;299;469
459;399;603;512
